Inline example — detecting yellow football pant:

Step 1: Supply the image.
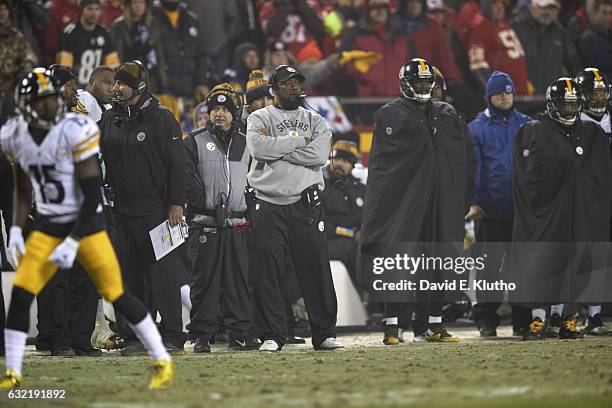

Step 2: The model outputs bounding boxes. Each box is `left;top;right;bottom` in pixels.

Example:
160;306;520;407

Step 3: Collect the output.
12;230;124;302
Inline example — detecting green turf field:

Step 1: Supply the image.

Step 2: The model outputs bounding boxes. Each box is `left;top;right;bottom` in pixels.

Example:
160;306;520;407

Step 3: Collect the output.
2;334;612;407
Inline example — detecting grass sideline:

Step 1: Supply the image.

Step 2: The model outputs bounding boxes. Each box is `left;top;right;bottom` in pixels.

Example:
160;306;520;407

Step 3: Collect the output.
1;334;612;407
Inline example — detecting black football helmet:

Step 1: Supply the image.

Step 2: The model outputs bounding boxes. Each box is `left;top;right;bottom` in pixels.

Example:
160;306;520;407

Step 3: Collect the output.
546;77;582;126
15;67;64;130
399;58;436;103
575;67;610;117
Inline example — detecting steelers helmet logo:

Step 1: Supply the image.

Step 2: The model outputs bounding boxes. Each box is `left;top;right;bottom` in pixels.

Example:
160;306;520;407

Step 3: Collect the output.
217;94;227;103
97;36;105;47
288;130;299;137
576;146;584;155
255;203;261;211
386;127;392;135
318;221;325;232
189;27;198;37
523;149;530;157
199;234;207;244
356;197;364;207
136;132;146;142
207;142;216;151
505;85;512;93
287;67;297;73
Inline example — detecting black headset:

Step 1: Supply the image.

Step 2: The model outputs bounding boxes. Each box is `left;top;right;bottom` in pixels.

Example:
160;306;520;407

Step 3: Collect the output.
132;60;149;95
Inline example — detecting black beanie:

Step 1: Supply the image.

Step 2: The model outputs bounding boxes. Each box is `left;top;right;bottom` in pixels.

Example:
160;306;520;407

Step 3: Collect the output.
50;65;76;88
115;61;145;92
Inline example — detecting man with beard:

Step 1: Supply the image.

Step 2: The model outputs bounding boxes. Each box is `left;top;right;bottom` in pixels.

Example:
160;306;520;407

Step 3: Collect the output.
361;58;475;344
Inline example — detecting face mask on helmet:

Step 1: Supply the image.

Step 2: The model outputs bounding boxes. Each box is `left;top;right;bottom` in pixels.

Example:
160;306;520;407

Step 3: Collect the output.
576;68;610;117
546;79;582;126
399;59;435;103
15;69;65;130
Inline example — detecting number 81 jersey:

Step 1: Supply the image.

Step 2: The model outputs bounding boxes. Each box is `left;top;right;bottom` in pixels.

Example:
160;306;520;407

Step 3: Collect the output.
0;113;100;223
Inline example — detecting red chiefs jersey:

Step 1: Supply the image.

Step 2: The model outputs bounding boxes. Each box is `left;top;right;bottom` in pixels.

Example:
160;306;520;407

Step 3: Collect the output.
465;13;529;95
259;0;322;56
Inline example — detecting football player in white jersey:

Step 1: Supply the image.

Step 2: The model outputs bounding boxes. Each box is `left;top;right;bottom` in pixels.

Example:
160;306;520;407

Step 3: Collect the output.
575;67;612;336
0;68;174;389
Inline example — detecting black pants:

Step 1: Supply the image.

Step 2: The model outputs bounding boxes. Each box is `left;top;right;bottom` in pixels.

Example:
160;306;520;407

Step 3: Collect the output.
188;227;253;341
250;200;337;347
36;263;98;350
473;218;531;330
113;214;185;347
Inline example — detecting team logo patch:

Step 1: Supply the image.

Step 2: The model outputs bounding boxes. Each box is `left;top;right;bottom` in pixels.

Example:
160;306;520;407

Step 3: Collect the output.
57;147;69;160
356;197;364;207
189;27;198;37
287;67;297;73
386;127;392;135
505;85;512;93
522;149;530;157
207;142;216;151
576;146;584;155
318;221;325;232
217;95;227;103
255;203;260;211
199;234;207;244
97;36;105;46
288;130;299;137
136;132;146;142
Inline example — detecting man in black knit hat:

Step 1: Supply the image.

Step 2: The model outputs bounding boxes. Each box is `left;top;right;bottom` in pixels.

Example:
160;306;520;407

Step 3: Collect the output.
100;60;188;355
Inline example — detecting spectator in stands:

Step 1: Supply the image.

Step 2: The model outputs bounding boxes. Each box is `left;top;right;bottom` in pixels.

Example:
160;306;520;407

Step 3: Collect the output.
229;42;262;91
259;0;325;56
2;0;50;64
153;0;209;99
340;0;410;96
512;0;582;95
56;0;120;87
467;71;532;337
110;0;166;93
39;0;79;65
244;69;273;115
234;0;265;50
579;0;612;77
100;0;124;28
464;0;529;95
188;0;243;76
0;1;36;92
391;0;463;85
263;40;295;78
568;0;590;43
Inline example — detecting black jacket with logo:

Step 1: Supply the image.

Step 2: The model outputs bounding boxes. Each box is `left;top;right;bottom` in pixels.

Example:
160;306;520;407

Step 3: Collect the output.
322;167;366;240
100;94;186;218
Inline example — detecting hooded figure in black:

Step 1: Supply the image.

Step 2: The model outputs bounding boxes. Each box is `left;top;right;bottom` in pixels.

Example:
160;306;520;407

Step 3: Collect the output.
361;58;475;344
511;77;612;341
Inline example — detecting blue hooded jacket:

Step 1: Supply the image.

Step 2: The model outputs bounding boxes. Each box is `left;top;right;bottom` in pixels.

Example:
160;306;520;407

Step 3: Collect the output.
469;73;531;220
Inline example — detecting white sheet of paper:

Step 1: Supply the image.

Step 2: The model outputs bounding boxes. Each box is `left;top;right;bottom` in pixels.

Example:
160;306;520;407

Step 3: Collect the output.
149;218;188;261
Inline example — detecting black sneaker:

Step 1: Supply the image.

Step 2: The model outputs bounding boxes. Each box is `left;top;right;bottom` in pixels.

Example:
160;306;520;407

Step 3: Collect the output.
73;346;102;357
479;327;498;337
121;341;147;356
286;336;306;344
51;346;76;357
559;319;584;340
545;313;562;338
383;325;400;345
523;318;545;341
163;341;185;356
583;314;612;336
193;337;211;353
228;338;261;351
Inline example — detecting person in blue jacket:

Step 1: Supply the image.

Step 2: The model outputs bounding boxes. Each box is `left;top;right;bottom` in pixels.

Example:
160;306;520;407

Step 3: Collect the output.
466;71;532;337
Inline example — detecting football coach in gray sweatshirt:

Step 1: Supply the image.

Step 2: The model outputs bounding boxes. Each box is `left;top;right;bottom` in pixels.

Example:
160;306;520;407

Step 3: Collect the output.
246;65;343;352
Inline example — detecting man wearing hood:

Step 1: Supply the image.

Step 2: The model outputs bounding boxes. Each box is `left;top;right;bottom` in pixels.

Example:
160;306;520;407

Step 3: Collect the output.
467;71;532;337
464;0;529;95
228;43;262;92
100;61;187;354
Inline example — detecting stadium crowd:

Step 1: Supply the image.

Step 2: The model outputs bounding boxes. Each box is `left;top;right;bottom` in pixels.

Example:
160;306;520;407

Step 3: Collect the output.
0;0;611;389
